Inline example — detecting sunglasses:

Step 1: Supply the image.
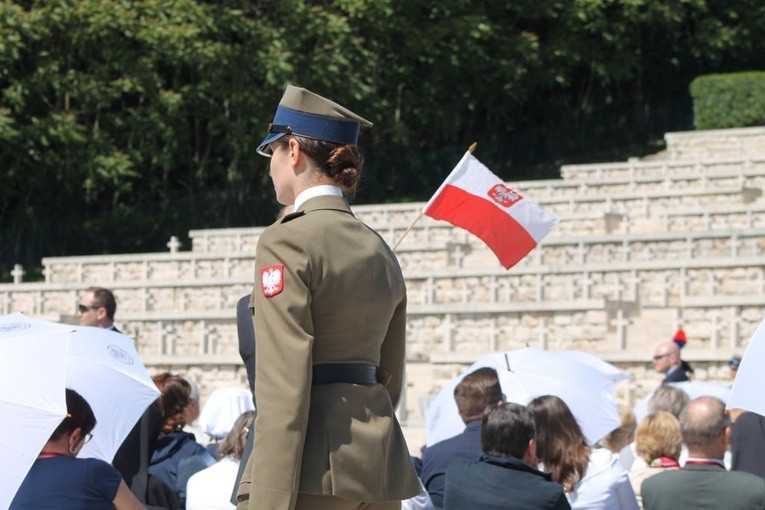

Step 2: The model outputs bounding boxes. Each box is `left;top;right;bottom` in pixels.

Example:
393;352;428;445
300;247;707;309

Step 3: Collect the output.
652;353;670;361
77;304;100;314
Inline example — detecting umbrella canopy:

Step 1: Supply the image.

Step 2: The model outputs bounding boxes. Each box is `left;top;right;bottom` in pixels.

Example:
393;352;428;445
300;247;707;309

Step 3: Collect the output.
728;316;765;416
633;380;731;424
0;329;69;510
0;312;159;507
425;347;626;447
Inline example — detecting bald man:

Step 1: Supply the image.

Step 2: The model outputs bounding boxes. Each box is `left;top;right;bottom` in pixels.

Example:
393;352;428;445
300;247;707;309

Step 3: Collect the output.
641;397;765;510
652;341;689;384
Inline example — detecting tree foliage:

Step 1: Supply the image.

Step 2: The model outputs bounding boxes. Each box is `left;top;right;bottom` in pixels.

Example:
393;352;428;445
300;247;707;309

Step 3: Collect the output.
1;0;764;270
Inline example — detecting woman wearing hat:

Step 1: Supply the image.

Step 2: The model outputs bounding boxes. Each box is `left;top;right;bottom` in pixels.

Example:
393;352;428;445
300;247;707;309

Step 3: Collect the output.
236;85;421;510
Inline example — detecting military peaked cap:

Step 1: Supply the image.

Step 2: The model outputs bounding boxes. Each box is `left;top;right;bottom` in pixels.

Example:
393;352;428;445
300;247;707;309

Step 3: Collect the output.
256;85;372;157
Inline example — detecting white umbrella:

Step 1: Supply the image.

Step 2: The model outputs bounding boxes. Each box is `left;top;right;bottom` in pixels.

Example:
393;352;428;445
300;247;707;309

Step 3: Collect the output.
634;380;731;424
554;350;631;384
728;316;765;416
0;329;69;510
0;312;160;507
425;347;625;447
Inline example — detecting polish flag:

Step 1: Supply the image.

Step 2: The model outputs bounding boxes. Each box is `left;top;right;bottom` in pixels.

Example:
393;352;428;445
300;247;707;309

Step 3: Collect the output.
422;152;558;269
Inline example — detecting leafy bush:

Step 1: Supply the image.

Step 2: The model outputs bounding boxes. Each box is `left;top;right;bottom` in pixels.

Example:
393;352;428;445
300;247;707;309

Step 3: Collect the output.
690;72;765;130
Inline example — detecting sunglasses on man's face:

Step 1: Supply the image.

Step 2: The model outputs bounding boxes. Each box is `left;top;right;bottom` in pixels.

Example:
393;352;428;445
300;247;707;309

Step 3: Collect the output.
77;304;100;314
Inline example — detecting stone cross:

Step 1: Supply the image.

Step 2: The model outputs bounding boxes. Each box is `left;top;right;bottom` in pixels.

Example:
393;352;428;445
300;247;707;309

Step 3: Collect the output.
729;234;741;258
459;282;472;303
620;240;631;262
536;316;550;349
684;236;695;259
535;274;544;302
233;234;245;253
198;320;209;355
610;309;630;350
42;265;53;284
11;264;24;284
161;323;175;355
167;236;182;254
710;311;721;349
706;273;719;295
486;276;499;303
624;271;641;301
449;243;467;269
442;313;454;352
488;317;499;352
677;268;689;299
729;306;743;349
579;272;594;300
701;212;712;231
576;242;587;264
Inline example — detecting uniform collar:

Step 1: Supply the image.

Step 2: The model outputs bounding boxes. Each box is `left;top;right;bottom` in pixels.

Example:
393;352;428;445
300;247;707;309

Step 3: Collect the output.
296;195;353;216
294;184;343;211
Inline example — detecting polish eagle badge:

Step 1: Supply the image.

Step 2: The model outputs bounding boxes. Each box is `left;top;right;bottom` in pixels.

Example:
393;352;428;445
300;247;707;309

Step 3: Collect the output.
261;265;284;297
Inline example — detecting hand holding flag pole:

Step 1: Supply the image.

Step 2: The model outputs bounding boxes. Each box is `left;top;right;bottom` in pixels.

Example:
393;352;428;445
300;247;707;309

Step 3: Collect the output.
400;144;558;270
392;142;478;251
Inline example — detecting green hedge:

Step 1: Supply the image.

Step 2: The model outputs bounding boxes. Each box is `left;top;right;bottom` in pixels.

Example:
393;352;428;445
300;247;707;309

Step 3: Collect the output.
690;72;765;130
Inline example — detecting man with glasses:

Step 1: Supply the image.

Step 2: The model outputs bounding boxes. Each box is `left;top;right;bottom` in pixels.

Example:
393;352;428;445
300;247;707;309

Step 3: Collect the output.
77;286;120;332
641;397;765;510
651;341;689;384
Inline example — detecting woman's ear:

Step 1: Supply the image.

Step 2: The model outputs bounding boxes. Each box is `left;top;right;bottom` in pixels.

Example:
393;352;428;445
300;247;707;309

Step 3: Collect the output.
68;427;83;453
287;138;302;168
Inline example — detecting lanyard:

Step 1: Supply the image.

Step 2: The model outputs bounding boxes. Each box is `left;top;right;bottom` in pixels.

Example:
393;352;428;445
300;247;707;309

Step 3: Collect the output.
38;451;69;458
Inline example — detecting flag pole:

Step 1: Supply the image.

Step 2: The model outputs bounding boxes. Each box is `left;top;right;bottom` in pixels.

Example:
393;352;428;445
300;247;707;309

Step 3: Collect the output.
392;142;477;251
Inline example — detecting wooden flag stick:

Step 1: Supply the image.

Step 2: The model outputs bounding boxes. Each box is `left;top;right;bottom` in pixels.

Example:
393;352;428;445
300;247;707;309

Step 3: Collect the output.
392;142;477;252
391;212;423;251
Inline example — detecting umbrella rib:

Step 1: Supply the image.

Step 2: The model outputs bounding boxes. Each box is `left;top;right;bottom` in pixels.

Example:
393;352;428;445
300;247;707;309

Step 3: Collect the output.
504;352;513;372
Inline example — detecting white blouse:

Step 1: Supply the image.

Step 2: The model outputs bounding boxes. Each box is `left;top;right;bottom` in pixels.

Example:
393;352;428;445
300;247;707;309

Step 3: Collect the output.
566;448;639;510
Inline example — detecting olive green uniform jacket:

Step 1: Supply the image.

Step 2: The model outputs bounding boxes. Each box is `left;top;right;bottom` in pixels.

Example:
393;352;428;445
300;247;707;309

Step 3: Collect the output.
237;195;421;509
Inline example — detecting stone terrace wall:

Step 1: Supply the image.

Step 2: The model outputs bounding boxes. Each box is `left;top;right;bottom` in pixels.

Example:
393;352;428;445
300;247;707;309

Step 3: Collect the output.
4;126;765;450
664;126;765;160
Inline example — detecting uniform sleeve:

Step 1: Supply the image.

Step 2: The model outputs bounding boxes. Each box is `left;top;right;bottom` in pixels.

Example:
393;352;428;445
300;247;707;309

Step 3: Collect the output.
378;292;407;410
249;226;314;510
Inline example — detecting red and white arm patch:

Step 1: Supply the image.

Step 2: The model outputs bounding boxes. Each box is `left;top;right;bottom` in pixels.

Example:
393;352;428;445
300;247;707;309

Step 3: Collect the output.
260;265;285;297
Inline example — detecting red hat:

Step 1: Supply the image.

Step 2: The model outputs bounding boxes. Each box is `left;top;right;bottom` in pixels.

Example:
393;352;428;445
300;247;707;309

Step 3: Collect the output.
673;328;687;348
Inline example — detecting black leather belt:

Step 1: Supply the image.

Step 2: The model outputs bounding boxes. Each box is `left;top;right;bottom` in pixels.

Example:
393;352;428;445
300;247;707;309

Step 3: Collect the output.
312;363;378;385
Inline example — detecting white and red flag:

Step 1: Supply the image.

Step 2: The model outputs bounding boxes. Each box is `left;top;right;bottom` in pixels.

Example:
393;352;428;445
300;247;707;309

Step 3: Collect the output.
422;151;558;269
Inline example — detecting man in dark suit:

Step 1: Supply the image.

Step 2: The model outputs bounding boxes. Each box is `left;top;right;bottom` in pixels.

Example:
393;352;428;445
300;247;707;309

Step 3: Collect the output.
231;294;257;505
443;402;570;510
421;367;503;508
652;341;689;383
641;396;765;510
236;294;257;395
732;411;765;479
77;286;121;332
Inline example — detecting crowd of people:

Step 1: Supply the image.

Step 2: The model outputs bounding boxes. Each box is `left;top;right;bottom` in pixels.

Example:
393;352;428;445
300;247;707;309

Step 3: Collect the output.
10;287;256;510
412;339;765;510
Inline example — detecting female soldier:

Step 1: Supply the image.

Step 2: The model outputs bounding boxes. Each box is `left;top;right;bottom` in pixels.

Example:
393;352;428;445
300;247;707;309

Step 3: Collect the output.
236;85;421;510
